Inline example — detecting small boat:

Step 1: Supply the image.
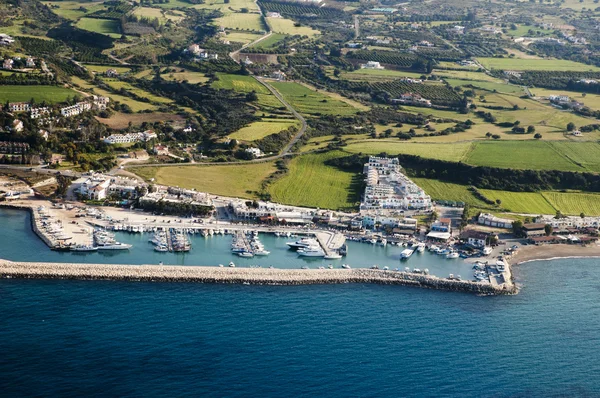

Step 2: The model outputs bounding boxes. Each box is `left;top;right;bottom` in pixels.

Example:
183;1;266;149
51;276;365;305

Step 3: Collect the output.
341;264;351;269
416;243;425;253
238;251;254;258
446;251;460;259
400;249;414;260
297;247;325;257
301;266;309;270
254;249;270;256
228;262;236;267
154;245;168;252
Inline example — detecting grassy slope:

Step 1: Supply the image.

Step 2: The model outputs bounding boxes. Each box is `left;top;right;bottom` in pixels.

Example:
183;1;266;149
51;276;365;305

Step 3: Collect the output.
344;141;473;162
542;192;600;216
0;85;79;103
479;190;556;214
229;120;298;141
270;82;361;116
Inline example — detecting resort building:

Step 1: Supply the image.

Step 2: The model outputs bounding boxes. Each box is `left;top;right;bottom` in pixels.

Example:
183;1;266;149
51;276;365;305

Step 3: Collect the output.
103;130;157;144
360;156;432;213
0;141;29;154
522;223;547;237
3;59;13;69
77;175;111;201
30;107;50;119
0;34;15;46
140;185;212;208
9;102;31;112
60;102;92;118
536;215;600;229
92;95;110;110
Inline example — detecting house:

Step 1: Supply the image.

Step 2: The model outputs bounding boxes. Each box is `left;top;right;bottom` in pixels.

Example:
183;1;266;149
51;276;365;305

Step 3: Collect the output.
478;213;513;229
266;12;282;17
346;42;362;48
153;145;169;156
391;93;432;107
3;59;13;69
9;102;31;112
245;147;263;158
578;79;598;84
504;70;522;78
187;44;203;55
431;218;451;233
12;120;23;132
92;95;110;110
451;25;465;33
548;95;570;103
25;57;35;68
400;77;422;84
0;34;14;46
105;68;119;77
572;130;583;137
271;70;286;81
419;40;434;47
361;61;384;70
460;229;490;247
522;223;547;237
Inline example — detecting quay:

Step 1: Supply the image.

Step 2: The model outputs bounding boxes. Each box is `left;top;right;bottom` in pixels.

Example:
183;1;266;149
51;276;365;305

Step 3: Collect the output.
0;260;517;295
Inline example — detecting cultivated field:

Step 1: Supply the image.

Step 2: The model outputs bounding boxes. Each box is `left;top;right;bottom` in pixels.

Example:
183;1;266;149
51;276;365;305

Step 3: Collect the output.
343;141;473;162
104;80;173;104
160;69;208;84
212;73;270;94
270;82;360;116
41;0;106;20
95;112;184;129
132;7;185;23
83;64;131;74
445;79;524;94
542;192;600;216
249;33;287;49
267;17;320;36
229;119;298;141
76;18;121;38
269;151;361;210
479;190;556;214
476;57;600;72
216;13;265;31
132;162;277;199
71;76;157;112
225;31;263;44
412;178;491;208
530;88;600;111
0;85;79;103
341;68;425;82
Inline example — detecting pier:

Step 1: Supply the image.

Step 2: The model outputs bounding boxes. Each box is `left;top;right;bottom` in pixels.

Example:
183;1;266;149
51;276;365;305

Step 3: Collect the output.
0;260;517;295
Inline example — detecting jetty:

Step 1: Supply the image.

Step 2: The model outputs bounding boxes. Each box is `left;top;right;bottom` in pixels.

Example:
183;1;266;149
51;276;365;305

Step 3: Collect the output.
0;260;517;295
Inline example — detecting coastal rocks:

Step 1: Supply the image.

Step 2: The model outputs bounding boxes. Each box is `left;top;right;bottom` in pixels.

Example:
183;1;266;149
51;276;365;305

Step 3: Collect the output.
0;260;518;295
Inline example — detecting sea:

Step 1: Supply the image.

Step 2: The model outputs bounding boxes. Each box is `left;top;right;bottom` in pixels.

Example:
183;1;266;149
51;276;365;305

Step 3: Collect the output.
1;209;600;397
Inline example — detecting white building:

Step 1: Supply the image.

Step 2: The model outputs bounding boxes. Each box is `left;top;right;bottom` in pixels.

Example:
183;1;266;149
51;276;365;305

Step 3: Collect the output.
245;147;263;158
361;61;384;70
360;156;432;212
9;102;31;112
78;176;111;200
391;93;431;107
266;12;282;17
3;59;13;69
12;120;23;132
92;95;110;110
60;102;92;117
103;130;157;144
478;213;513;229
0;34;14;46
30;107;50;119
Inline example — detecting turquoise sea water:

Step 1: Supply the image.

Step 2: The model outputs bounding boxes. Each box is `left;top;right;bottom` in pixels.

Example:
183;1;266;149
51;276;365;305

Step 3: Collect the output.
0;208;473;277
1;208;600;396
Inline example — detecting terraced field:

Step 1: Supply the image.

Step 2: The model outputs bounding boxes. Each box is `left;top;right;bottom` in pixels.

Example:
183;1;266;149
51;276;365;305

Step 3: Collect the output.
269;151;361;211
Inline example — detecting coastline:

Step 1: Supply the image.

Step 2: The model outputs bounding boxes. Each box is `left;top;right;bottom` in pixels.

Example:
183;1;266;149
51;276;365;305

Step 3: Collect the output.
0;260;516;295
510;244;600;265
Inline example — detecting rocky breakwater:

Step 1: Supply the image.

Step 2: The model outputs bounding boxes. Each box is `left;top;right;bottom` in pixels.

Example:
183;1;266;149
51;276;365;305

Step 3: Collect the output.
0;260;517;295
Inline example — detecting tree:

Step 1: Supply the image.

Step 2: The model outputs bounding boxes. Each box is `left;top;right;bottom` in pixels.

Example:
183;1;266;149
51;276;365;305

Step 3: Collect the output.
544;224;553;236
495;199;502;205
527;125;535;134
567;122;576;131
580;212;586;219
534;133;542;139
512;220;523;237
491;134;501;139
485;132;492;139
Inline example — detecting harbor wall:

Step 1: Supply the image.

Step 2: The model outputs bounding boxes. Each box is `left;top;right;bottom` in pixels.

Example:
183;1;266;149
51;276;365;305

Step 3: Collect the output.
0;260;517;295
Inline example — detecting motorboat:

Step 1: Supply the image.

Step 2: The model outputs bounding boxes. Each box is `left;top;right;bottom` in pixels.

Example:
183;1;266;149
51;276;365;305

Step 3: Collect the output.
400;249;414;260
228;262;236;267
297;247;325;257
238;251;254;258
154;245;168;252
254;249;270;256
416;243;425;253
71;245;97;252
96;242;132;250
286;238;318;250
341;264;351;269
446;251;460;259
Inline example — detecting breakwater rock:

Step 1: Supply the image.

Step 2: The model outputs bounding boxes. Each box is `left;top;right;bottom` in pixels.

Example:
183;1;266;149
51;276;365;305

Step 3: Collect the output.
0;260;517;295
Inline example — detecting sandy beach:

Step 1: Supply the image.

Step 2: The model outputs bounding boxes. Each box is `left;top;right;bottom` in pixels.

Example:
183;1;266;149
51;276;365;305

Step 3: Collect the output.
511;243;600;265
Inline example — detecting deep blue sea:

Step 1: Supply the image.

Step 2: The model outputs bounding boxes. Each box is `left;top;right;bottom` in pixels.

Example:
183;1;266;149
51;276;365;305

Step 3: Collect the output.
1;210;600;396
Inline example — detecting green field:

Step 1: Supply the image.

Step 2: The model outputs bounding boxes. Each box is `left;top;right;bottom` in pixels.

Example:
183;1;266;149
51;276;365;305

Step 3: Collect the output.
506;24;554;37
270;82;360;116
76;18;121;38
445;79;524;94
212;73;270;94
161;69;208;84
476;57;600;72
83;64;132;74
225;31;263;44
41;1;106;20
542;192;600;216
132;162;277;199
548;142;600;172
464;141;582;171
229;119;297;141
0;85;79;104
72;76;157;112
344;141;473;162
249;33;287;49
132;7;185;23
216;13;265;31
104;80;173;104
341;68;425;82
267;17;320;36
479;190;556;214
269;151;361;210
412;178;491;207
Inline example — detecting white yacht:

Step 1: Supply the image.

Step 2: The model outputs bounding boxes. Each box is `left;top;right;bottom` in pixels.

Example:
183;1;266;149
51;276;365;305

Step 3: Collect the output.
446;251;460;259
154;245;168;252
286;238;318;250
254;249;270;256
400;249;414;260
228;262;236;267
416;243;425;253
96;242;132;250
238;251;254;258
71;245;97;252
324;252;342;260
297;247;325;257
